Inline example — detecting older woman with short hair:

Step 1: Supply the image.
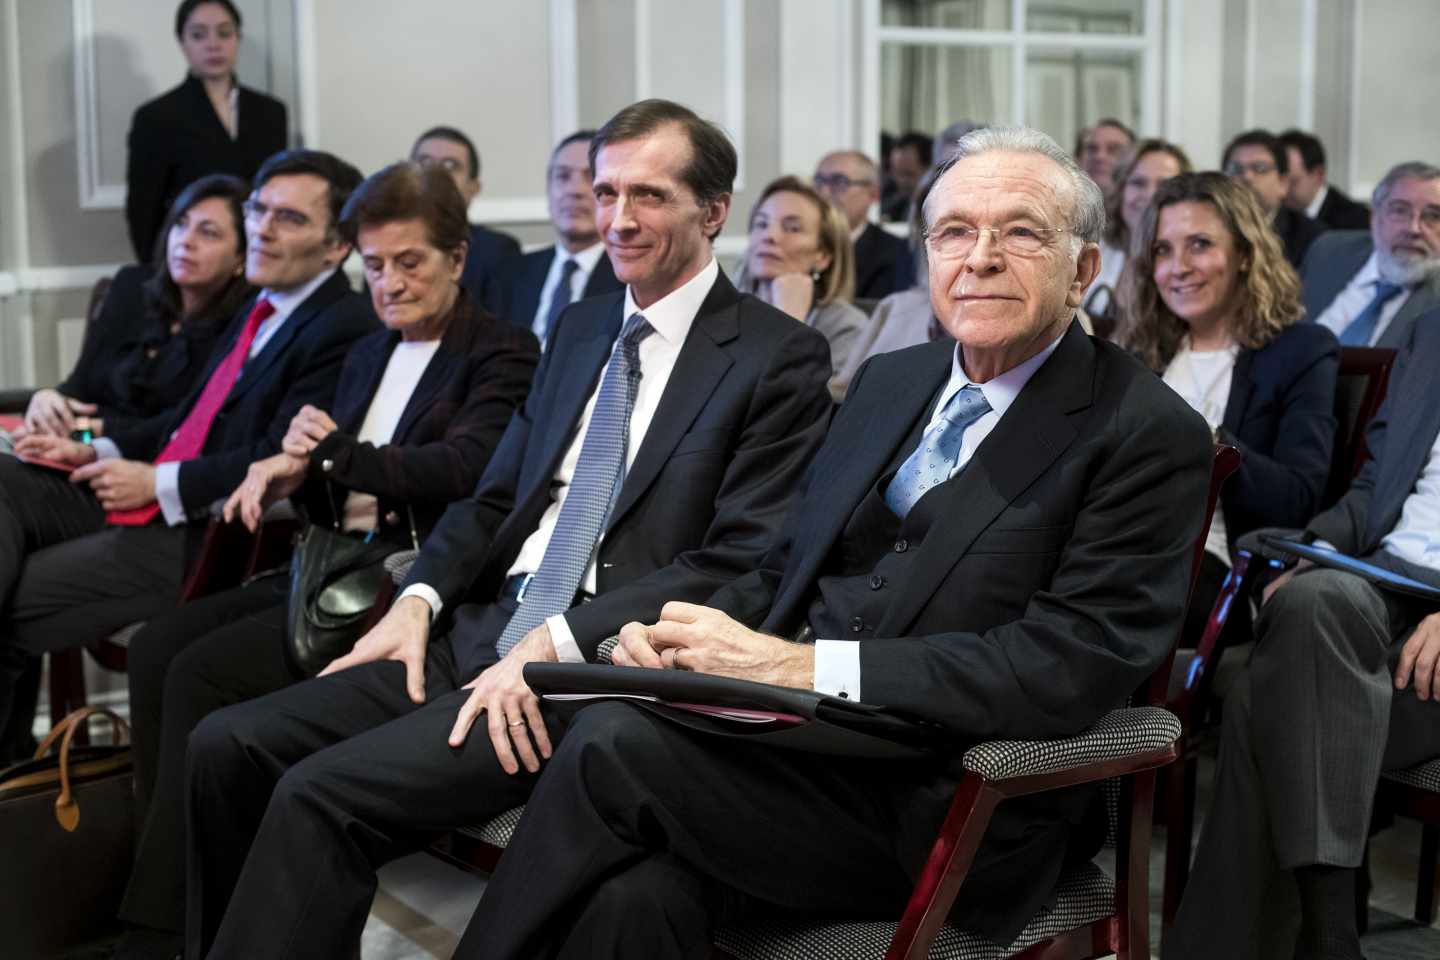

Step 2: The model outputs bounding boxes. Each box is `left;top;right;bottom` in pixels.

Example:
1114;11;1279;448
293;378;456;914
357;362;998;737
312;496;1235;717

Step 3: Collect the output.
738;175;868;400
1117;171;1339;643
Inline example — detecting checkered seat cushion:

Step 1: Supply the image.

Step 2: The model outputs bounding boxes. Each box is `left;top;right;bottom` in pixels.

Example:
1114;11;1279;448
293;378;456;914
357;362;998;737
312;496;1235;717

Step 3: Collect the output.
962;706;1181;781
1383;758;1440;792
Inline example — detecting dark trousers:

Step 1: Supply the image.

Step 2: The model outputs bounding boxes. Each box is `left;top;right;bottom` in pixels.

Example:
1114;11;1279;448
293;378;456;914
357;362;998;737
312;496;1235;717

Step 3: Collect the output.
120;576;294;933
1166;564;1440;960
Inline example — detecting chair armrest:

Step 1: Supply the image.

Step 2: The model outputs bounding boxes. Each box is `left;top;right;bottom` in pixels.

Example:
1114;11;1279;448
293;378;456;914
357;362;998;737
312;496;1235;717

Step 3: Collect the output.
961;706;1181;787
385;549;419;586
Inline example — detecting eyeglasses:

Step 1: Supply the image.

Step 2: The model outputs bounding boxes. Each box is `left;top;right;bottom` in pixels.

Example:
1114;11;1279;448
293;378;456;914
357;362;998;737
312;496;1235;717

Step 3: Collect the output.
924;222;1070;258
1224;160;1277;177
415;155;467;175
1380;201;1440;229
242;199;313;231
548;164;593;185
814;173;873;192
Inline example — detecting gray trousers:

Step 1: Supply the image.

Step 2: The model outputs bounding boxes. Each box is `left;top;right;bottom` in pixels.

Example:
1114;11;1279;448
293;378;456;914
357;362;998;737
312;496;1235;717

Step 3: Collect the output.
1166;563;1440;960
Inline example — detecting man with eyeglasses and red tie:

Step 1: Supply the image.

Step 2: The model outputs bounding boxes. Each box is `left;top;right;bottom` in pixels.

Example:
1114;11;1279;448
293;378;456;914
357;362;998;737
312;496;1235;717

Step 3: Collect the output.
0;149;376;757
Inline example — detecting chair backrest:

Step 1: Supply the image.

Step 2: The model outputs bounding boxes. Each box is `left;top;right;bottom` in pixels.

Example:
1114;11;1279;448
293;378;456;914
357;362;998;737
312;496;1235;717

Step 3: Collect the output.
1323;346;1396;508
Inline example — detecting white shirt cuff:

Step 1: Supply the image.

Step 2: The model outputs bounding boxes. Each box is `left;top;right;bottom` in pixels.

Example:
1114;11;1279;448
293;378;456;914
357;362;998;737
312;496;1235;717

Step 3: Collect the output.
154;461;186;526
91;437;120;461
546;613;586;663
397;583;444;620
813;638;861;701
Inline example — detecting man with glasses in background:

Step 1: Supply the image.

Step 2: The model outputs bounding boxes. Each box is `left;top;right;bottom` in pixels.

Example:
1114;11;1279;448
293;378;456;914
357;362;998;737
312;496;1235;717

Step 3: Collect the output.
1223;128;1324;267
815;149;910;299
1300;161;1440;350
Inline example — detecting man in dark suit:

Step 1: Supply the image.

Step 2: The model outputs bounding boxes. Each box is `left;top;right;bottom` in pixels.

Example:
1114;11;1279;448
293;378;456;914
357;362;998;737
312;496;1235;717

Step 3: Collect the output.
181;99;834;958
0;149;375;757
456;128;1212;958
815;149;911;299
1300;161;1440;350
1281;129;1371;231
410;126;521;304
1224;129;1324;268
482;131;624;345
1168;308;1440;960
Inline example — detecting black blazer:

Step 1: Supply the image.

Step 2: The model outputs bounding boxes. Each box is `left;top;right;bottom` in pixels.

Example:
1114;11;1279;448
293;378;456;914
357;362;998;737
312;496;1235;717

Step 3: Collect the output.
1314;186;1371;231
1215;323;1339;549
481;246;623;337
459;225;522;307
704;323;1212;941
853;223;910;300
299;294;539;544
1274;206;1325;269
125;74;287;261
1300;231;1440;350
107;269;377;516
1308;306;1440;588
406;271;835;656
57;265;235;436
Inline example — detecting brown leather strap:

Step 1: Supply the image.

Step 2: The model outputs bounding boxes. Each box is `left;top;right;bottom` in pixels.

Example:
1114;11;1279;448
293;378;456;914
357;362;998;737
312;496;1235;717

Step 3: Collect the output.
32;707;130;833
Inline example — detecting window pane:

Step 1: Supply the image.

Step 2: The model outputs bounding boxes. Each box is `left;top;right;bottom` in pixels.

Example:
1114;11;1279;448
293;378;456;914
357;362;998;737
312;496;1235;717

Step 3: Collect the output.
882;0;1012;31
1026;0;1145;35
1024;48;1141;153
881;42;1014;146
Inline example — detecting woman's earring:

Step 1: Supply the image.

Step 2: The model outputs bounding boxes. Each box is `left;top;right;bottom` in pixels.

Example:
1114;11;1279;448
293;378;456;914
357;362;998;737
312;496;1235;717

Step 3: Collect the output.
810;267;822;283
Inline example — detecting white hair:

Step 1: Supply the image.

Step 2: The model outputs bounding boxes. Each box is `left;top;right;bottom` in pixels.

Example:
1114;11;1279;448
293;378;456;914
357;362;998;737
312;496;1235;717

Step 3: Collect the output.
923;125;1107;253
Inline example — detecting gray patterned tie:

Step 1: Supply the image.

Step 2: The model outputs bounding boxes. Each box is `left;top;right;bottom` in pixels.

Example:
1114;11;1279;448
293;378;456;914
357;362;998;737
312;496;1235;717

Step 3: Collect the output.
883;384;992;518
495;313;654;655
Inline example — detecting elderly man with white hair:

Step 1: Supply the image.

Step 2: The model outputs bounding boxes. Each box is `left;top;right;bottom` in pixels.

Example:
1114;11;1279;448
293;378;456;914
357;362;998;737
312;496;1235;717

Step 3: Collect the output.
1301;160;1440;349
454;126;1212;959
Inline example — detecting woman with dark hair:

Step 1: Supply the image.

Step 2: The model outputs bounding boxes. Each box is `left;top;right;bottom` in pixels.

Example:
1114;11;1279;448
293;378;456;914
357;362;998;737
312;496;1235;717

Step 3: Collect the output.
1085;138;1192;333
125;0;288;261
109;161;538;956
1116;171;1339;643
22;173;252;440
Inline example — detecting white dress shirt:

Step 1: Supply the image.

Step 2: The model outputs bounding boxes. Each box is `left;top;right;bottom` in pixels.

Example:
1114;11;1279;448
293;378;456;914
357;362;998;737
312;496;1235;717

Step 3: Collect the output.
95;266;341;526
1379;425;1440;573
812;331;1067;701
341;338;442;531
1083;239;1127;316
532;242;606;345
1304;185;1329;222
400;258;720;663
1162;340;1240;564
1314;252;1416;347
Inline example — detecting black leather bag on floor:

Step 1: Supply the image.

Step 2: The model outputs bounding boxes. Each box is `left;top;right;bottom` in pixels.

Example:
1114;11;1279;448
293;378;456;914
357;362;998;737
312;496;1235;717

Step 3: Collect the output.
0;707;134;958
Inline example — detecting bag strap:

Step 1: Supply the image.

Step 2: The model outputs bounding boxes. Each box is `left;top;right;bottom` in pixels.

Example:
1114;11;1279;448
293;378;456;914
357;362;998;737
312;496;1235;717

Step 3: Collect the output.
33;707;130;833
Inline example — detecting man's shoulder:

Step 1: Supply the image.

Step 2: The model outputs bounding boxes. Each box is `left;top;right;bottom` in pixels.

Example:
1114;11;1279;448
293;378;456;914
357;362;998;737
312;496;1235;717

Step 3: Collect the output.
470;225;522;259
728;291;831;354
132;82;188;124
1303;229;1372;269
1088;335;1203;431
304;279;379;338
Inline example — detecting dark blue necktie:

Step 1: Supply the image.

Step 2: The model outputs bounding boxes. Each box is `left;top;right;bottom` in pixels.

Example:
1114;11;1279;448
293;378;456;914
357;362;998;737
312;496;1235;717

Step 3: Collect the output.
496;313;654;654
884;384;992;518
1339;280;1405;346
541;258;580;344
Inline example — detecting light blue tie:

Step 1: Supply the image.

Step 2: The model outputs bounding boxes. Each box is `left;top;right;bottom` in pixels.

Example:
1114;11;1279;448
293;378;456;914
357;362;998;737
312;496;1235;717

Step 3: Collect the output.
1339;280;1405;346
884;384;992;518
495;313;654;655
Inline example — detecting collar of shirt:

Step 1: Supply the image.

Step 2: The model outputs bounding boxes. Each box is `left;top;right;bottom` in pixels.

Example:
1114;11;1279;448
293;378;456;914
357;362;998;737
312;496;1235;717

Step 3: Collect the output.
559;240;606;276
250;265;339;357
621;257;719;347
850;221;869;243
1304;184;1329;222
937;327;1067;423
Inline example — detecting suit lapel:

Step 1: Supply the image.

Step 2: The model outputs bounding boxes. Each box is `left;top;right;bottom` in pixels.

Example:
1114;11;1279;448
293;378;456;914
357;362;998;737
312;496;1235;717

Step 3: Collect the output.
223;270;344;410
1221;348;1256;434
336;331;398;434
1383;278;1440;349
1370;336;1440;543
391;304;475;443
584;252;619;297
516;249;554;329
529;299;623;492
875;323;1092;637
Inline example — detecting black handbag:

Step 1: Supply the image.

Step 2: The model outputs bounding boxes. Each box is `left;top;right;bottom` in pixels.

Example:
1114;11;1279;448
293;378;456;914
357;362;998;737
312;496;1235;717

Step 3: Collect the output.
284;493;416;678
0;707;135;958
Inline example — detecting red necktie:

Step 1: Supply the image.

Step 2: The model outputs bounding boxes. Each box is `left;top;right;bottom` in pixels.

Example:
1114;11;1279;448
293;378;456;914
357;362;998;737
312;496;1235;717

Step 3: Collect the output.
107;298;275;526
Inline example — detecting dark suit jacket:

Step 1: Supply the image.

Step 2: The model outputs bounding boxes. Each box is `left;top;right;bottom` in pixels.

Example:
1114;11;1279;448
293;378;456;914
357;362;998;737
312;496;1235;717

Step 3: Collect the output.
1307;306;1440;588
704;322;1212;941
1300;231;1440;350
125;74;287;261
459;225;522;308
1275;206;1324;268
106;269;377;516
299;293;539;544
481;246;623;336
1216;323;1339;549
406;271;835;656
1314;185;1371;231
853;223;910;300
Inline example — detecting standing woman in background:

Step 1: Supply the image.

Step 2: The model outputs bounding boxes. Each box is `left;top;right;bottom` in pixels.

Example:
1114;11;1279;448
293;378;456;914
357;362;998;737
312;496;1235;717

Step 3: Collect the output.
125;0;288;261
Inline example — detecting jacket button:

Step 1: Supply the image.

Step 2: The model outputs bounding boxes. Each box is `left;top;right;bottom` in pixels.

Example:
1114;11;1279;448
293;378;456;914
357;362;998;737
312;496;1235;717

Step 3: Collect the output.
893;539;908;553
321;459;334;473
849;616;864;633
869;574;885;590
383;510;400;526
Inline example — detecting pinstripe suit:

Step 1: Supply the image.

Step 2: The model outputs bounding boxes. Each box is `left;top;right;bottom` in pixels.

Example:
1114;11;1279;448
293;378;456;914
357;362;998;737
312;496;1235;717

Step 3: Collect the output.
1168;307;1440;960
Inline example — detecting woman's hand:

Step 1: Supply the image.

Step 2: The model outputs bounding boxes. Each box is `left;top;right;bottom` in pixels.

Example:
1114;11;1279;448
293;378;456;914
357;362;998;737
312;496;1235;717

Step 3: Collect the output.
14;433;98;468
282;405;339;458
765;273;818;322
23;389;95;437
222;453;309;532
